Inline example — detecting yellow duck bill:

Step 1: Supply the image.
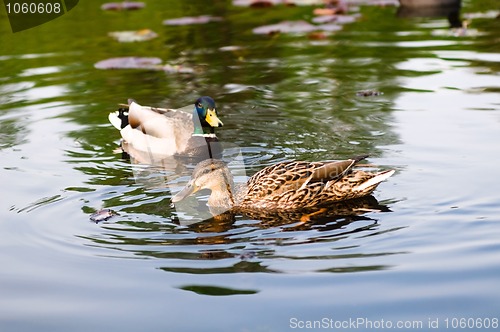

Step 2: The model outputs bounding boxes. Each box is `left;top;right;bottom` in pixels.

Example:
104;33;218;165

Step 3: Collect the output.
205;108;223;127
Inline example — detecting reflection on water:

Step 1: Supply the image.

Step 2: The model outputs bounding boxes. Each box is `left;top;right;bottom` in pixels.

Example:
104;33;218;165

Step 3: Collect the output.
398;0;462;28
179;284;258;296
1;0;500;330
79;195;399;278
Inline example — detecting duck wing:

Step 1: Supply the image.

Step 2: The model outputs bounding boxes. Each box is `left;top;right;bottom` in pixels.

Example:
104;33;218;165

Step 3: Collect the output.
244;161;324;200
245;155;368;199
306;169;394;206
298;155;368;189
240;155;394;209
127;100;193;139
117;101;195;156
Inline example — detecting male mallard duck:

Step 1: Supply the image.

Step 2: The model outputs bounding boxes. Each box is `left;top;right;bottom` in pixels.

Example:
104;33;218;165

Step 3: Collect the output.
172;155;394;212
108;96;223;159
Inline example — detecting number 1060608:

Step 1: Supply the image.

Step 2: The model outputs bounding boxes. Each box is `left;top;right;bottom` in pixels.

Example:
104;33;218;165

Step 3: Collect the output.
5;2;62;14
444;317;499;329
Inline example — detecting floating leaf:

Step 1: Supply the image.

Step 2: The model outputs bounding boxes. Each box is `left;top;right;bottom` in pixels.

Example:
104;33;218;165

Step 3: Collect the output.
313;8;337;16
108;29;158;42
253;20;344;35
431;27;481;38
233;0;271;5
463;10;499;19
233;0;277;7
317;23;343;31
101;1;145;11
162;64;195;74
162;15;223;26
349;0;397;6
312;14;358;24
219;45;245;52
90;209;118;223
233;0;323;6
239;250;256;260
308;31;328;40
94;57;162;70
253;20;317;34
312;15;336;23
249;0;275;7
94;57;195;73
356;90;383;97
313;0;348;16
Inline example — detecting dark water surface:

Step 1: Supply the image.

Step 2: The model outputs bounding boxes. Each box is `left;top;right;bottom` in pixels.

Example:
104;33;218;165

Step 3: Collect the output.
1;1;500;331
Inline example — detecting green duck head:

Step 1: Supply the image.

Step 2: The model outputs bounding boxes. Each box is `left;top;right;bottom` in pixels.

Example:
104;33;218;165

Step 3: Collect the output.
193;96;223;134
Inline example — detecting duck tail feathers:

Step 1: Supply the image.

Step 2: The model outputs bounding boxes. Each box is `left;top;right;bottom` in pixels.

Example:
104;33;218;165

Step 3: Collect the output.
351;154;369;163
357;169;395;192
109;103;130;130
108;111;122;130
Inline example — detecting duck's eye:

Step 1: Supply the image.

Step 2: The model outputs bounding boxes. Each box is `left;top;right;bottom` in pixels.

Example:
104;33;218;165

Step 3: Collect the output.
197;103;202;108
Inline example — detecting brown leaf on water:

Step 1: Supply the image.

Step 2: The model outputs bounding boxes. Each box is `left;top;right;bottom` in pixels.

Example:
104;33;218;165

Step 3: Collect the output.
162;15;223;26
318;23;342;31
108;29;158;42
234;0;323;6
253;20;317;34
356;90;384;97
308;31;328;40
249;0;274;7
349;0;397;6
94;57;195;74
94;57;162;70
90;209;118;223
253;20;344;35
312;14;359;24
313;8;337;16
162;64;195;74
101;2;145;11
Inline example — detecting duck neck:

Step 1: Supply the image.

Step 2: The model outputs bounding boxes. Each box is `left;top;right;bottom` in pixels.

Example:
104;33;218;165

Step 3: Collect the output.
207;177;237;210
193;125;214;135
193;108;213;135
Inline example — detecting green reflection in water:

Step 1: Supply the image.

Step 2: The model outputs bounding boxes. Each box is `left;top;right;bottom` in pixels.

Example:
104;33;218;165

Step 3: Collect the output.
179;284;258;296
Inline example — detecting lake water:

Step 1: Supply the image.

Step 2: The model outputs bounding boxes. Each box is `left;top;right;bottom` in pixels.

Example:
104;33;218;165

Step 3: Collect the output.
1;1;500;331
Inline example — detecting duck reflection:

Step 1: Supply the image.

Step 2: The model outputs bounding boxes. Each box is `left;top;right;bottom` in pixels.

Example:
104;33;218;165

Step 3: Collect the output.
82;195;397;279
86;195;392;247
183;195;391;234
398;0;463;28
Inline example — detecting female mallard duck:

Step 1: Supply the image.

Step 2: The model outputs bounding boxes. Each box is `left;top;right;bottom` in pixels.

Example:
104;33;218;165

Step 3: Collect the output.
172;156;394;212
108;96;223;160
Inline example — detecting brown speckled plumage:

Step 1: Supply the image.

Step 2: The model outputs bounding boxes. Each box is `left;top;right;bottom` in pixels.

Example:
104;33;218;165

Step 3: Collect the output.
172;157;395;213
